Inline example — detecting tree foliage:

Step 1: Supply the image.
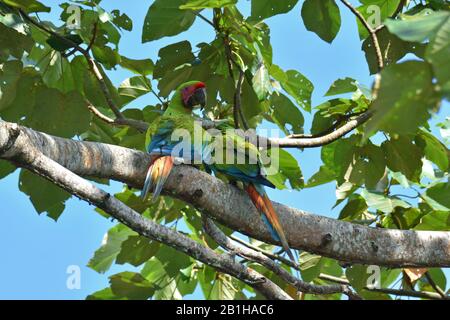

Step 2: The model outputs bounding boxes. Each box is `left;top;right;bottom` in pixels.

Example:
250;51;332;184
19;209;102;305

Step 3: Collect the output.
0;0;449;300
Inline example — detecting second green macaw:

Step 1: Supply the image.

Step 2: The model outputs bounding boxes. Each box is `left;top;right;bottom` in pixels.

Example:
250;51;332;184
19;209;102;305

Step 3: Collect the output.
204;121;296;264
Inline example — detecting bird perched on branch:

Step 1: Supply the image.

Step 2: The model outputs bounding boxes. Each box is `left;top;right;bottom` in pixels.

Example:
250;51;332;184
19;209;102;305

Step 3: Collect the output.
141;80;208;201
205;121;296;264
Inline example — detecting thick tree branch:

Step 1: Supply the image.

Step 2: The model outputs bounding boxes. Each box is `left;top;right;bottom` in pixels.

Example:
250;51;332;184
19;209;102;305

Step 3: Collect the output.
1;121;450;268
0;122;290;300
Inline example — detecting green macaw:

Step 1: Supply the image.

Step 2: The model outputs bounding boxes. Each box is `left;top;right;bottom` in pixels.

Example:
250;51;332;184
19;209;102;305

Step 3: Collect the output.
204;121;296;264
141;80;208;201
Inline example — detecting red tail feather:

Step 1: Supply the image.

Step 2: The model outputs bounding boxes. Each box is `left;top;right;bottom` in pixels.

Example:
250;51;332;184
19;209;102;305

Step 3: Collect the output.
245;184;296;264
141;156;174;202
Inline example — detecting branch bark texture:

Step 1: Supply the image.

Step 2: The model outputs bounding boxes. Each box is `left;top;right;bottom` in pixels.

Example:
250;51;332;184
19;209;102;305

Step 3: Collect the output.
1;121;450;268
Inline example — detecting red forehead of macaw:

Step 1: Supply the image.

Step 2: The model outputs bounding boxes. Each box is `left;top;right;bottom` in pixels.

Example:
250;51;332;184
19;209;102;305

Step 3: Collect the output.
181;82;206;105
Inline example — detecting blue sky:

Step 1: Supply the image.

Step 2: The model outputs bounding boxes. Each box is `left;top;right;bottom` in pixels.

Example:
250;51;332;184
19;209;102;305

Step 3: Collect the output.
0;1;447;299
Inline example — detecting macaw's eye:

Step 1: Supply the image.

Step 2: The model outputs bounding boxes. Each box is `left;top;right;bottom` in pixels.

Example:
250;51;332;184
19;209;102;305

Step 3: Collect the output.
187;87;207;109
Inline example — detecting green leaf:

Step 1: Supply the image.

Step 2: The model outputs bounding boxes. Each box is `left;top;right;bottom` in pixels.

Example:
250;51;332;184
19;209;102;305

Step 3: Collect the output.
92;45;120;69
0;160;16;179
382;136;424;182
361;189;410;213
118;76;151;106
425;14;450;98
301;0;341;43
87;287;124;300
277;70;313;112
339;195;368;221
268;93;304;135
153;41;195;79
385;10;449;43
116;236;160;267
346;265;400;299
266;148;304;190
119;56;154;76
88;224;136;273
111;10;133;31
19;169;71;220
179;0;237;10
325;77;358;96
416;130;449;171
415;211;450;230
356;0;401;40
46;34;83;52
305;165;335;188
252;62;271;101
426;182;450;210
109;272;157;300
250;0;299;21
142;0;196;42
299;252;323;282
3;0;50;13
365;61;438;136
26;87;91;138
0;60;22;111
0;22;33;61
362;28;426;74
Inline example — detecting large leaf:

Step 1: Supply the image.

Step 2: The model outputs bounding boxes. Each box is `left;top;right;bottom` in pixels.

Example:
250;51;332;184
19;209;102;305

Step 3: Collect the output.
268;92;304;135
26;87;91;138
415;211;450;231
3;0;50;13
119;56;154;76
361;189;410;213
250;0;299;21
365;61;438;135
301;0;341;43
356;0;401;39
275;69;313;112
88;224;136;273
19;169;71;220
325;77;358;96
180;0;237;10
116;236;160;267
109;272;157;300
425;13;450;98
382;136;424;182
118;76;151;106
362;28;426;74
385;11;449;43
142;0;196;42
426;183;450;210
416;130;449;171
252;62;271;101
153;41;195;79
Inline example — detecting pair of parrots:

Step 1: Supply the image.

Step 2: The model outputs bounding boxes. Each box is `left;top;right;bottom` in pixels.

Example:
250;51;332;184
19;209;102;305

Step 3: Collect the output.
141;81;295;263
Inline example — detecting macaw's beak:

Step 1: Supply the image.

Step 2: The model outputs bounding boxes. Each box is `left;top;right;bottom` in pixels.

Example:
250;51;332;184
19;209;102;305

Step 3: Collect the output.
188;87;207;110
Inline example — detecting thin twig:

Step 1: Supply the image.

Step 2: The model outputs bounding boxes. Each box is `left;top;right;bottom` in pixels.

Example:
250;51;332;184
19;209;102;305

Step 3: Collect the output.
230;235;298;269
85;99;148;132
425;272;447;299
233;70;246;129
319;273;450;300
203;216;361;299
339;0;383;71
